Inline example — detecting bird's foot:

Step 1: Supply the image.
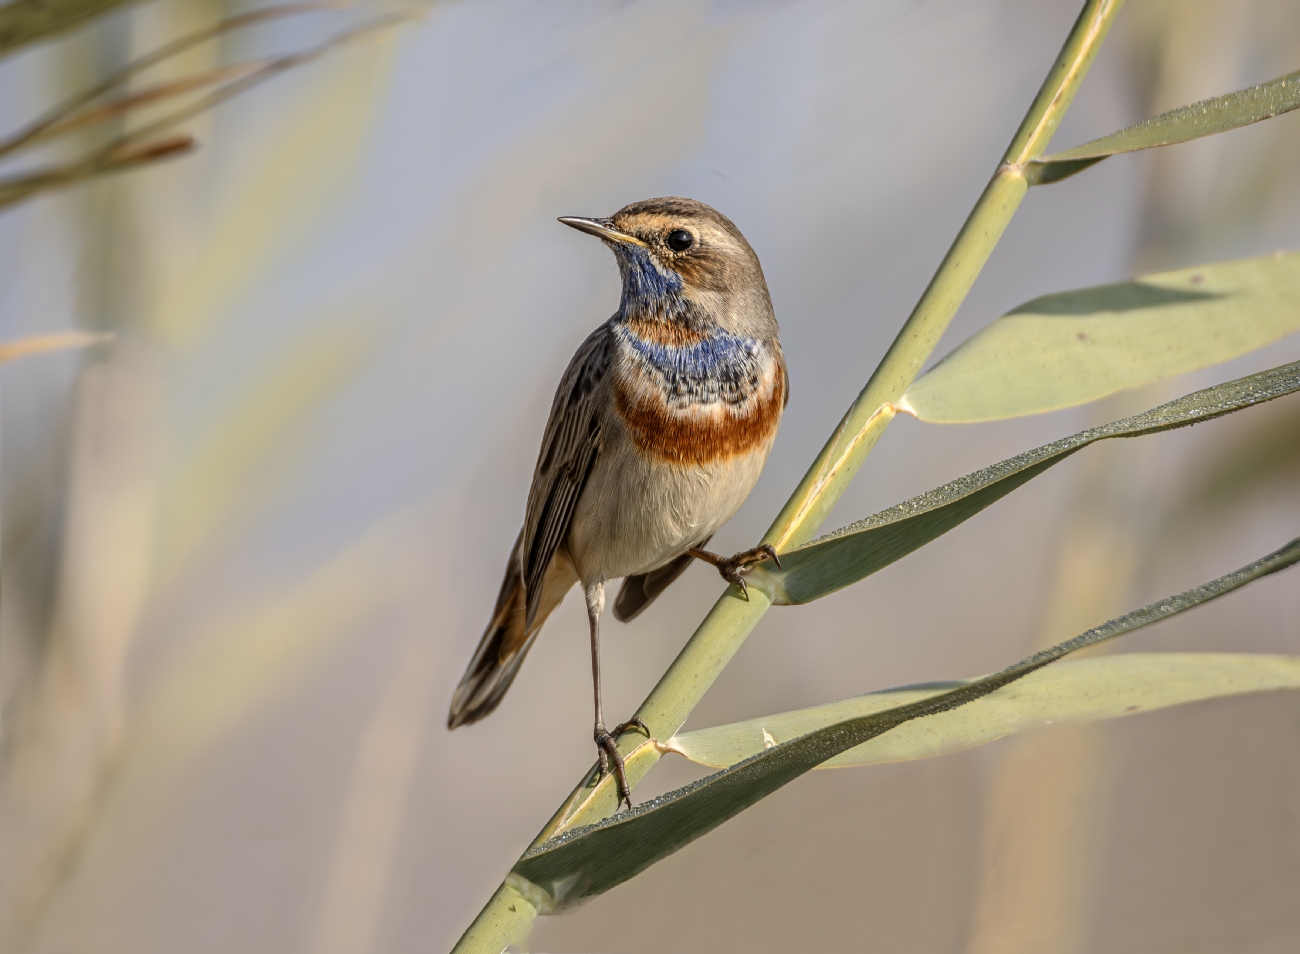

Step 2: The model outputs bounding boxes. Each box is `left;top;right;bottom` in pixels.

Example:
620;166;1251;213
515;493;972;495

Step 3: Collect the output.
687;544;782;600
594;718;650;810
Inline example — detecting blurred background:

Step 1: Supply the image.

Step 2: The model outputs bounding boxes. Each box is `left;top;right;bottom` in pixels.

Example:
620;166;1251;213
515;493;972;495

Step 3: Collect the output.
1;1;1299;952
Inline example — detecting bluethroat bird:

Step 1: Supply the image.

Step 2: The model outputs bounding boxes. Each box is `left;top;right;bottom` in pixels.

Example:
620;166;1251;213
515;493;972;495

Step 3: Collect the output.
447;197;787;808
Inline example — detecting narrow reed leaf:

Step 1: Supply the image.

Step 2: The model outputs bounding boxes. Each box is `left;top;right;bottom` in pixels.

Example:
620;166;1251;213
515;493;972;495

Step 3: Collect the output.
900;251;1300;423
16;63;267;145
765;361;1300;605
1027;69;1300;184
512;537;1300;910
666;653;1300;770
0;330;113;363
0;4;346;159
0;138;195;212
0;11;409;215
105;12;414;160
0;0;138;59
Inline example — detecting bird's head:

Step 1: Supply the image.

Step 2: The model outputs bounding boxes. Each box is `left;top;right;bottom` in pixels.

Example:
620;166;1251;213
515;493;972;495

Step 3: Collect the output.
560;196;774;335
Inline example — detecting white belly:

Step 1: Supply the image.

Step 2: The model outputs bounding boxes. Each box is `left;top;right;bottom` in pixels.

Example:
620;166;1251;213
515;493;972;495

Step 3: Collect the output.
566;439;770;586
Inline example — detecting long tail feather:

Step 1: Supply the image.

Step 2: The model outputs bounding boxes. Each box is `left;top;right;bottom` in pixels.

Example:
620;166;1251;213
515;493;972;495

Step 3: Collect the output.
448;532;575;728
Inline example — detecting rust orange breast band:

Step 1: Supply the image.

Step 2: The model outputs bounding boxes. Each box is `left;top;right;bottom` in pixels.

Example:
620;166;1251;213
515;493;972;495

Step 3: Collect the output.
614;361;786;467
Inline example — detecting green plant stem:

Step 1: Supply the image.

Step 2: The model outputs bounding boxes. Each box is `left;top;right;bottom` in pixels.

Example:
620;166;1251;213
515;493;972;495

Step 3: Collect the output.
450;2;1124;950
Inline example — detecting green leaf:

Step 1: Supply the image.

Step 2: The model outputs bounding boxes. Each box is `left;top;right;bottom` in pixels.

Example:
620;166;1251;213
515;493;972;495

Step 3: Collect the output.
765;360;1300;607
665;653;1300;770
1026;68;1300;185
0;0;140;59
511;537;1300;911
899;252;1300;424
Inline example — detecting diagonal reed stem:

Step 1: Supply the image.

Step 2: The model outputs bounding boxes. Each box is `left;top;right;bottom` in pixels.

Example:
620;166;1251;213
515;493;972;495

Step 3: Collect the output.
450;2;1125;950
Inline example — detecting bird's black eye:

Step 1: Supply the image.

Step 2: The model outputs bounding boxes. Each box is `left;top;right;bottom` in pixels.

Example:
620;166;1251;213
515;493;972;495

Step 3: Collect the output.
666;229;695;252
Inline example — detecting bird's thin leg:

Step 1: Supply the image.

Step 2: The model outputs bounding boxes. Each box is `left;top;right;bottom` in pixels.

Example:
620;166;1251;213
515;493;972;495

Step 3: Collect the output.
585;581;647;811
687;544;783;600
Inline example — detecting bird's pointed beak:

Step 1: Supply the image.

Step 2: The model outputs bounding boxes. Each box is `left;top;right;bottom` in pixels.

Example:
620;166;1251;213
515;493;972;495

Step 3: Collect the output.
558;216;647;247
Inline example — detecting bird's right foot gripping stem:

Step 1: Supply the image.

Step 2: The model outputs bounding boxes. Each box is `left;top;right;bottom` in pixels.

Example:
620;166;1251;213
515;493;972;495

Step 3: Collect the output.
687;543;783;600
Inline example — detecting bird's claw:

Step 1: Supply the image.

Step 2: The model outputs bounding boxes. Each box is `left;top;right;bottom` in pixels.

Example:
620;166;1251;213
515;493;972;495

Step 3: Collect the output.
594;719;650;810
715;543;782;601
613;717;650;738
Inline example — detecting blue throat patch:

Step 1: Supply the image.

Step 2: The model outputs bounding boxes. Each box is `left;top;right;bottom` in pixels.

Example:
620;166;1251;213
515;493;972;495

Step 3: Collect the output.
617;246;686;318
612;247;764;406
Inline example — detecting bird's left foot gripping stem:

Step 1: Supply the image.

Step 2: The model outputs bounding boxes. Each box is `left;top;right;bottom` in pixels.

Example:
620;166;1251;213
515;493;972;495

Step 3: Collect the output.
687;543;783;600
595;718;651;810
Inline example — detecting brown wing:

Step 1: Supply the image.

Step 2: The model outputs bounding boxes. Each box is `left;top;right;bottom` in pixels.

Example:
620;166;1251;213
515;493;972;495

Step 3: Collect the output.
612;535;711;623
521;323;611;627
